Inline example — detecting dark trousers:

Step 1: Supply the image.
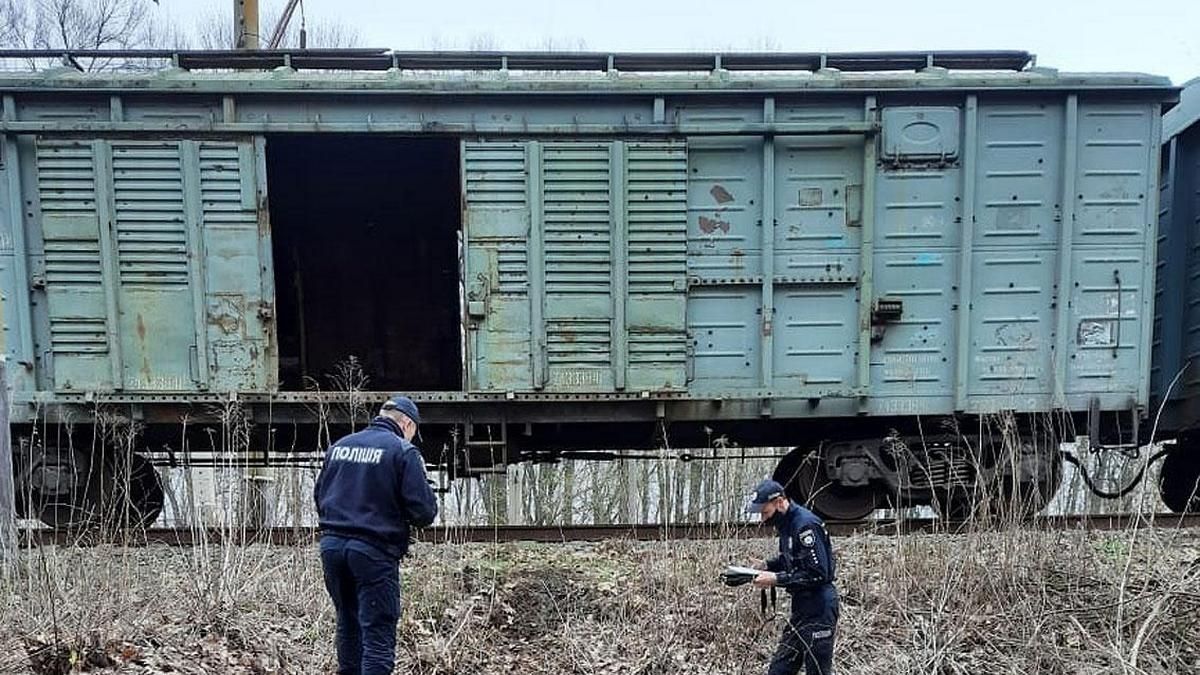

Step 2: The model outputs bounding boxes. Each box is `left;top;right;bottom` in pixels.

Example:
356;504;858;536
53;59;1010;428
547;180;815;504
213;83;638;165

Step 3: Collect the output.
320;535;401;675
767;605;838;675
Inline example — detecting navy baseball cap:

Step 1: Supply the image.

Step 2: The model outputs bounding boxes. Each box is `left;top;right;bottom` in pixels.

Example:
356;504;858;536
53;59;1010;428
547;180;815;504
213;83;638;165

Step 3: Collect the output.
382;395;421;425
745;479;786;513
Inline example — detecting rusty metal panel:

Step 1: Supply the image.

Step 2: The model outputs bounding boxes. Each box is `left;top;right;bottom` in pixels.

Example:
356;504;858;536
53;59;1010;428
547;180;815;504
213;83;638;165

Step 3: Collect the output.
685;137;762;389
109;140;202;391
33;139;114;391
199;139;274;392
463;140;533;391
466;138;690;394
770;137;862;395
687;132;867;395
686;137;763;281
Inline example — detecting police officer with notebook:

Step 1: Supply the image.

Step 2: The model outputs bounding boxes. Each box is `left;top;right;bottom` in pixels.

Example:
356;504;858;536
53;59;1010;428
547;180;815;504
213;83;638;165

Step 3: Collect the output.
746;478;839;675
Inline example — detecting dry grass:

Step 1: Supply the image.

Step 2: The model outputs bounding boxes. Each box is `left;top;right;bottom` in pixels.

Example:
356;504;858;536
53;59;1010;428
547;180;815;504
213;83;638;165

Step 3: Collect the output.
2;523;1198;674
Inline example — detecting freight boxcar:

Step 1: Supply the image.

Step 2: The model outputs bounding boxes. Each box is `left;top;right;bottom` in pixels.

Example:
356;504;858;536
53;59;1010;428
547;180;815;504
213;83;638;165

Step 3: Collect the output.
1153;78;1200;512
0;49;1178;526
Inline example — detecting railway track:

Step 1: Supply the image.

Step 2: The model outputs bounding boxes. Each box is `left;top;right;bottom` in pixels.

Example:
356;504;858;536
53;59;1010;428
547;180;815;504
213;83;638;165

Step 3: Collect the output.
17;512;1200;548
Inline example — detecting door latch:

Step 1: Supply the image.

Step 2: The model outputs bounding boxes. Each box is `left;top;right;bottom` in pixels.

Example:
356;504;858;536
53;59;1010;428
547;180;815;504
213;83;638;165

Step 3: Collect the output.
870;297;903;342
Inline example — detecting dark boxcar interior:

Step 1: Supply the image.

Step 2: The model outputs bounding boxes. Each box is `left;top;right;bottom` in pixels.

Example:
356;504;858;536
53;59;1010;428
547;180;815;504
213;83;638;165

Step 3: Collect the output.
267;136;463;391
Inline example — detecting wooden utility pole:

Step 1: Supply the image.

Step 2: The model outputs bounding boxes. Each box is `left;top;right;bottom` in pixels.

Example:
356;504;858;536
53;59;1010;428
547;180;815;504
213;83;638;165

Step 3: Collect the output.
234;0;260;49
0;358;17;569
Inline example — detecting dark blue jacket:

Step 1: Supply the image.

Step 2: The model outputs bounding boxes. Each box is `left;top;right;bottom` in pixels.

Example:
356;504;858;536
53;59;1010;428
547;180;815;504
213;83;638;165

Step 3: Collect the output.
765;503;838;618
314;416;438;558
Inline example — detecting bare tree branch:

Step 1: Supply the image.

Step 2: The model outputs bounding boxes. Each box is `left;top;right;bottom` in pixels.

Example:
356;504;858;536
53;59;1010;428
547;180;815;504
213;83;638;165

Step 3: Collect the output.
0;0;172;71
0;0;31;48
466;33;499;52
529;36;589;52
195;1;362;50
194;6;234;51
2;0;360;73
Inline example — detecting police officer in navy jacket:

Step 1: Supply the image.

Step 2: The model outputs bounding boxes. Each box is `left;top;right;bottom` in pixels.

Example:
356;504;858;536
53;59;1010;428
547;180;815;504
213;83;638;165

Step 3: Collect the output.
746;479;839;675
314;394;438;675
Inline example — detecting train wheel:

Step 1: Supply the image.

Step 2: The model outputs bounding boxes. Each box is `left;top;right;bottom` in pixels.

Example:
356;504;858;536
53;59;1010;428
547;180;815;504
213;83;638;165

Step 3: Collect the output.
18;446;164;530
16;445;99;528
774;448;876;521
1160;439;1200;513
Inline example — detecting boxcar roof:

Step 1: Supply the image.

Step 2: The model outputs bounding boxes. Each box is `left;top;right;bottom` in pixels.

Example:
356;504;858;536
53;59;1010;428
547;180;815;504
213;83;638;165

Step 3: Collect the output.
0;49;1176;97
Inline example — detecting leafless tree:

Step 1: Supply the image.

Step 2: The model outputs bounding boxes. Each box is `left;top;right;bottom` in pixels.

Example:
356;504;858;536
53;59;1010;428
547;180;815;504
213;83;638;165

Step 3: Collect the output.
193;5;235;51
529;36;589;52
695;34;785;53
195;1;361;50
420;33;590;53
0;0;185;70
466;32;498;52
0;0;28;48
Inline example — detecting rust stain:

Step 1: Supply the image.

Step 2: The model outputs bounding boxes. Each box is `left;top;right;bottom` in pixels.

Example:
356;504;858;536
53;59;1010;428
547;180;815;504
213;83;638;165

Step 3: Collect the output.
134;313;152;382
208;295;246;336
731;248;744;257
699;215;730;234
257;193;271;236
709;184;735;204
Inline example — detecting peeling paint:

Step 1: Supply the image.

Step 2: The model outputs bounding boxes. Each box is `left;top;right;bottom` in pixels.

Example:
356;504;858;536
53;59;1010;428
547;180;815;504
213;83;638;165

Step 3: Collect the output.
698;215;730;234
1077;320;1113;347
994;323;1034;347
709;184;734;204
208;295;246;336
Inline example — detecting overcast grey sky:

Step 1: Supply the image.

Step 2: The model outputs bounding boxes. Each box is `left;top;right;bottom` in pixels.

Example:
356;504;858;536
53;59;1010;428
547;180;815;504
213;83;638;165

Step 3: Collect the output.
170;0;1198;84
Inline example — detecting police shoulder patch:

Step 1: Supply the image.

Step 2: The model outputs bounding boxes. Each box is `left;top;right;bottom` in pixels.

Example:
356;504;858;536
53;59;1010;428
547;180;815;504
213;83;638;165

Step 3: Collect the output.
798;529;816;548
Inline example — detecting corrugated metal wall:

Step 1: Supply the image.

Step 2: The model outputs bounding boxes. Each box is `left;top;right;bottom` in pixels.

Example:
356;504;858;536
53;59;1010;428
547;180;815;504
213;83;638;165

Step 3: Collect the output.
21;136;274;393
0;94;1164;419
460;96;1161;410
463;99;1160;415
463;139;689;393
